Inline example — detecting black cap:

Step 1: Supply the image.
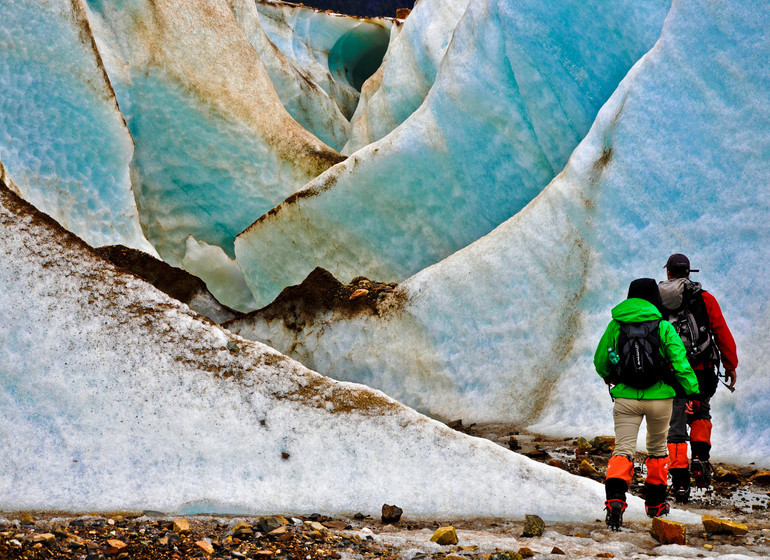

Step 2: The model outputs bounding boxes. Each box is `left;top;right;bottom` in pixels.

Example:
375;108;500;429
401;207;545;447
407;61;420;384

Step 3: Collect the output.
627;278;664;312
664;253;699;273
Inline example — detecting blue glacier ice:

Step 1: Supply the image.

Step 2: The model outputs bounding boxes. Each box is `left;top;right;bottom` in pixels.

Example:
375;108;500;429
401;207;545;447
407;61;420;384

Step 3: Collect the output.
85;0;344;269
228;0;770;465
0;181;677;523
343;0;470;154
0;0;155;255
234;0;671;307
255;0;392;119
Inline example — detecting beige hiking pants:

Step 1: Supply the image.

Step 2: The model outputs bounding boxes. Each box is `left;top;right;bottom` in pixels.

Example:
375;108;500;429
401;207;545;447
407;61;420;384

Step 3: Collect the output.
613;398;673;458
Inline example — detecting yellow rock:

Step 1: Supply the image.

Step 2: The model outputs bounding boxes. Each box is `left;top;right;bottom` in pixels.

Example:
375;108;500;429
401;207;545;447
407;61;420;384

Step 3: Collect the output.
579;459;601;477
702;514;748;536
196;540;215;554
172;518;191;534
430;526;458;545
704;544;714;550
650;517;686;545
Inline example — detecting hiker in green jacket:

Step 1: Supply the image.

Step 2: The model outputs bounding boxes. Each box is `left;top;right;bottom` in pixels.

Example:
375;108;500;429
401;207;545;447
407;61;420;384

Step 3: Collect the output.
594;278;700;530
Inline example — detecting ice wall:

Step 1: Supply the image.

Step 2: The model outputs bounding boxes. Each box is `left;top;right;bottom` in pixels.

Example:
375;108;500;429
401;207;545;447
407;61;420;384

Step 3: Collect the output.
84;0;344;268
228;0;352;151
255;0;392;119
0;182;674;522
343;0;470;154
0;0;155;255
235;0;671;307
228;0;770;465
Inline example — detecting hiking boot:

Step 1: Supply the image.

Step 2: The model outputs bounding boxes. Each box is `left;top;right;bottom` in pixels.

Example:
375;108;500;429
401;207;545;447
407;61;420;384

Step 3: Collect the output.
673;484;691;503
605;499;626;531
670;468;691;504
645;502;670;518
691;459;712;488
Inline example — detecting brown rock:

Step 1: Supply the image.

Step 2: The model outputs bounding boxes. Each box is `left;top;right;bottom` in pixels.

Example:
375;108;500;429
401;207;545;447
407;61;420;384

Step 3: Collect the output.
172;518;190;534
551;547;566;555
430;526;458;545
579;459;601;478
508;436;521;451
350;289;369;300
18;512;35;525
702;514;749;536
596;554;614;558
575;437;592;455
749;470;770;484
650;517;686;545
381;504;403;524
322;520;348;530
269;525;289;536
589;436;615;454
30;533;56;545
196;539;215;554
396;8;411;19
518;547;535;558
714;467;740;483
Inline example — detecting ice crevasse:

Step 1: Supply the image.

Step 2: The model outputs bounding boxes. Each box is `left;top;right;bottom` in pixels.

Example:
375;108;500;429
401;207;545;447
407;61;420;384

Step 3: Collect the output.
0;181;705;523
227;0;770;465
234;0;672;307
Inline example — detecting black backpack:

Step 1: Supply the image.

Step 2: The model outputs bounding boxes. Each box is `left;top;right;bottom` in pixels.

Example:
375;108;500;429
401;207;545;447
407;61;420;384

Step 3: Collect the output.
614;319;668;389
665;287;719;367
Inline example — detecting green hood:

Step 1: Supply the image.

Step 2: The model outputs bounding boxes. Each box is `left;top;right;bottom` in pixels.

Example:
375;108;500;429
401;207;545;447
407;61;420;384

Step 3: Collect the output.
611;298;662;323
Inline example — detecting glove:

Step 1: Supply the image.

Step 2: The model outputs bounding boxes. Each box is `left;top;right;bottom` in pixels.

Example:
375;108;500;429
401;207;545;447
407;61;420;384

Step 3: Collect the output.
724;369;737;389
685;399;701;415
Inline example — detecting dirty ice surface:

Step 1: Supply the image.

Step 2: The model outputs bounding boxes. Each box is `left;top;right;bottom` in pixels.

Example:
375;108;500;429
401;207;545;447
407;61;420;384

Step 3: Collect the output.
0;0;154;255
85;0;343;268
234;0;670;307
0;181;674;523
228;0;770;466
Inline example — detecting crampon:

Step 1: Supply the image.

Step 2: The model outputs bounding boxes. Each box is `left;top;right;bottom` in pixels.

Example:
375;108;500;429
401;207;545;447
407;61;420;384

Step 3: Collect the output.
605;499;627;531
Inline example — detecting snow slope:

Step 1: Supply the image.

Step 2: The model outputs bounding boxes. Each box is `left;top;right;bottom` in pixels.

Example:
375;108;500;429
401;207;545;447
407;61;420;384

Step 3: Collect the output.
234;0;670;307
227;0;770;465
0;181;690;522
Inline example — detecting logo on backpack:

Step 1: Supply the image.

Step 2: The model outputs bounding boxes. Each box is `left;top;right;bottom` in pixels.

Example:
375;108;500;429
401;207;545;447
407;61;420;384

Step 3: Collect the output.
613;319;666;389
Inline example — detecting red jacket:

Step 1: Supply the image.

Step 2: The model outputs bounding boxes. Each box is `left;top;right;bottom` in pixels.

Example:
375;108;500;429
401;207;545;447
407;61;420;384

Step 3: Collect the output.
702;291;738;371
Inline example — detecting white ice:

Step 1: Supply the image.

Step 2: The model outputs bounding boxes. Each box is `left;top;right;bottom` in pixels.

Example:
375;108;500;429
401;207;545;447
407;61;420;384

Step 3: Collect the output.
0;182;684;523
85;0;344;266
234;0;671;307
0;0;155;255
228;0;770;465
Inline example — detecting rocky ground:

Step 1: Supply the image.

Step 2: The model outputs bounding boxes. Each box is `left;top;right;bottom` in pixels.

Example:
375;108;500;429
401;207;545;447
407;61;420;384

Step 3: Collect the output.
3;425;769;560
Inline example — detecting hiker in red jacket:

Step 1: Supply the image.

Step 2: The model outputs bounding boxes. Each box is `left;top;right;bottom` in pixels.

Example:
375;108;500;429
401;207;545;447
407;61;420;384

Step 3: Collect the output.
658;254;739;503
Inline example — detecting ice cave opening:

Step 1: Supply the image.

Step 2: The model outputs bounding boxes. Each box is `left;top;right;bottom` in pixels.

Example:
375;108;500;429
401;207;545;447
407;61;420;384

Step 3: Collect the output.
328;22;390;104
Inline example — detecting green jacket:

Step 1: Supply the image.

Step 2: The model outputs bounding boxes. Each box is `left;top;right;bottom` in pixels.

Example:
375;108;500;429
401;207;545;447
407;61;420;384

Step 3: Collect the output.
594;298;699;399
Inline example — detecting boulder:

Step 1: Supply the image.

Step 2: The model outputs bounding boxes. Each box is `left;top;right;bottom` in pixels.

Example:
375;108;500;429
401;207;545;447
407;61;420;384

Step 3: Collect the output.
381;504;403;524
522;514;545;537
748;470;770;484
650;517;686;545
430;526;458;545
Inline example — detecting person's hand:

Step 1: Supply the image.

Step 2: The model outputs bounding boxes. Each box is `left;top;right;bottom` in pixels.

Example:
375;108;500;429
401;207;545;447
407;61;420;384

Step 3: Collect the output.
686;399;701;415
724;369;737;389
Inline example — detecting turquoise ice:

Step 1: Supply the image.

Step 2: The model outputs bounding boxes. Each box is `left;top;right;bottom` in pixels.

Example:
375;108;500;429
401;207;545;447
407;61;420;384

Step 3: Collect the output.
235;0;671;307
229;0;770;464
0;0;154;254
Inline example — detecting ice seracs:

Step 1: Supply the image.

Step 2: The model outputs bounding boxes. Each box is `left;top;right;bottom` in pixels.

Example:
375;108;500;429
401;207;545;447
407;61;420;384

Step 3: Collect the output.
234;0;671;307
228;0;770;465
0;0;155;255
0;180;678;522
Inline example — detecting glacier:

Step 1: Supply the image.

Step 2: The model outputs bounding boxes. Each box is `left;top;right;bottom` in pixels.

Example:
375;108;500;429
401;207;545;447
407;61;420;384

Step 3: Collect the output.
85;0;344;268
0;180;691;522
0;0;155;255
234;0;671;307
343;0;470;154
227;0;770;465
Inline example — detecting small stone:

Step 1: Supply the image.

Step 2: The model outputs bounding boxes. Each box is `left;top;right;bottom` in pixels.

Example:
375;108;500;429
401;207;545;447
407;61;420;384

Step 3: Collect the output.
259;516;288;534
575;437;592;454
596;554;614;558
8;539;21;547
518;547;535;558
231;521;254;538
18;512;35;525
579;459;601;478
349;289;369;300
650;517;687;545
551;546;566;555
269;525;289;536
396;7;411;18
522;514;545;537
381;504;403;524
547;459;565;469
254;550;276;557
589;436;615;454
30;533;56;545
489;552;522;560
430;526;458;545
749;471;770;484
444;555;467;560
304;521;326;532
714;467;740;483
322;520;348;530
196;539;215;554
172;518;190;534
704;544;714;550
508;437;521;451
702;514;748;536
